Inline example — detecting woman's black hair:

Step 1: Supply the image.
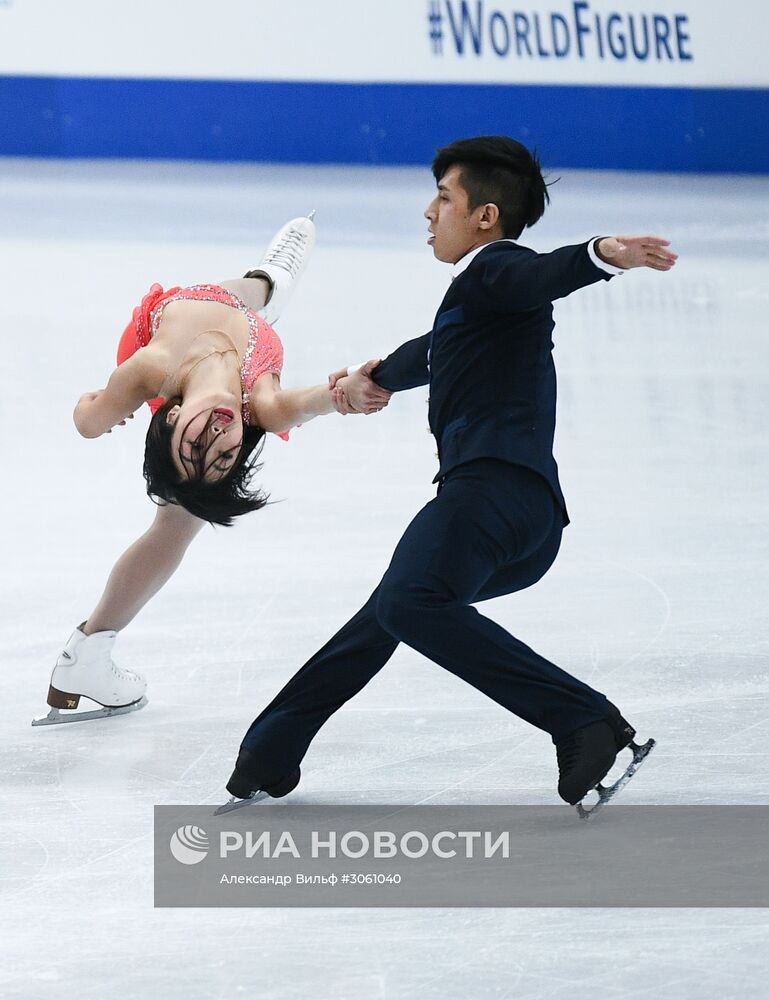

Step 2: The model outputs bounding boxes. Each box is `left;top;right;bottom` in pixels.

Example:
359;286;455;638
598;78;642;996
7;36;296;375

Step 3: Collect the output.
143;396;268;526
432;135;555;239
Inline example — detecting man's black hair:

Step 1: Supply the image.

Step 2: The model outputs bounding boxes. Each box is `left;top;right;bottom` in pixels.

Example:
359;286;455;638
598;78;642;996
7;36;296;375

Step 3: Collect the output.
143;397;268;526
432;135;551;239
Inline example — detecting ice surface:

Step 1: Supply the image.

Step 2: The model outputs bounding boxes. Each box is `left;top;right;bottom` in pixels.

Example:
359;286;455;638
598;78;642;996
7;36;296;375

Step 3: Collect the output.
0;159;767;998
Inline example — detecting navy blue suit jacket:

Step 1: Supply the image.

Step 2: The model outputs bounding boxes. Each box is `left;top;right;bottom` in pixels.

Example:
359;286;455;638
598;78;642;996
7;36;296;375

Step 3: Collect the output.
372;239;616;525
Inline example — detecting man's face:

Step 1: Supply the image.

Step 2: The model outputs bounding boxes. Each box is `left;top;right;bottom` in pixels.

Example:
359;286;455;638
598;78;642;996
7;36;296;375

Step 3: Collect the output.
424;164;486;264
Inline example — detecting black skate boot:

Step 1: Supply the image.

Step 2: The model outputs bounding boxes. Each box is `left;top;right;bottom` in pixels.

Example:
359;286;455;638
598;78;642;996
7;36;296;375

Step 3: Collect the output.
227;748;301;799
556;703;655;818
215;748;301;814
556;703;636;806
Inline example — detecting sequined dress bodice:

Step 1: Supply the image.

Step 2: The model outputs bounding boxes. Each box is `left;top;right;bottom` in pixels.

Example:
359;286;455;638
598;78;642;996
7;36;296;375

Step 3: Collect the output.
133;282;287;438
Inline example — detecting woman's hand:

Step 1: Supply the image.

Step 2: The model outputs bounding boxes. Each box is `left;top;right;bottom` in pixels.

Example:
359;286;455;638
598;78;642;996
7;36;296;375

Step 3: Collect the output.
77;390;103;407
74;390;134;436
104;413;135;432
74;391;103;437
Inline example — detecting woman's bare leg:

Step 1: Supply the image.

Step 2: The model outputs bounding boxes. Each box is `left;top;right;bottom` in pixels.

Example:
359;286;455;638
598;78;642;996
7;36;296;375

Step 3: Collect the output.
219;276;271;314
83;503;205;634
220;213;317;323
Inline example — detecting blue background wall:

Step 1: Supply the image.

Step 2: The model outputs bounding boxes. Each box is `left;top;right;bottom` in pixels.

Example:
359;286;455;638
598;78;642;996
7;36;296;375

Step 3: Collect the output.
1;76;767;172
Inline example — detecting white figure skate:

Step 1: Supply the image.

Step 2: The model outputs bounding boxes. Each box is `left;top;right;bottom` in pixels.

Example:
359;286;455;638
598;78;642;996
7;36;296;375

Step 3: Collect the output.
32;625;147;726
244;211;316;325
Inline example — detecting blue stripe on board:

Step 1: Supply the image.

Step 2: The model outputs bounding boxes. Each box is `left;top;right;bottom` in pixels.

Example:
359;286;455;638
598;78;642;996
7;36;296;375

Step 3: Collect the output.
1;76;767;172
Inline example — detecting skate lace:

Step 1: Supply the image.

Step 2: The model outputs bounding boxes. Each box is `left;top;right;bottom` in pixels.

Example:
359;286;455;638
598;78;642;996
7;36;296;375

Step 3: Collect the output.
556;731;585;774
263;230;307;276
110;661;141;683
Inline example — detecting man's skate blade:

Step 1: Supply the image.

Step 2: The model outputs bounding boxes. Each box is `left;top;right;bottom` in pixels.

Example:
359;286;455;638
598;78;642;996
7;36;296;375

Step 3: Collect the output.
576;738;656;820
214;791;269;816
31;696;148;726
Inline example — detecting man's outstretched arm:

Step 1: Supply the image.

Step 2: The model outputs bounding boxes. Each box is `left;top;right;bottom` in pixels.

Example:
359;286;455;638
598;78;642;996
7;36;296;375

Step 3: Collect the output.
329;331;431;414
368;332;431;391
481;234;678;311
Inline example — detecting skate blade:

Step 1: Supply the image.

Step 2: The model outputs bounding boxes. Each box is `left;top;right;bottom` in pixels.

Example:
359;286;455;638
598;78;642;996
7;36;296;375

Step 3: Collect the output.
576;738;656;820
31;695;148;727
214;790;269;816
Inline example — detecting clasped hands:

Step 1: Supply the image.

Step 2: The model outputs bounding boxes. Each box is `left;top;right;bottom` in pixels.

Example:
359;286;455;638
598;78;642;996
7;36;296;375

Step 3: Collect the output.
328;360;393;416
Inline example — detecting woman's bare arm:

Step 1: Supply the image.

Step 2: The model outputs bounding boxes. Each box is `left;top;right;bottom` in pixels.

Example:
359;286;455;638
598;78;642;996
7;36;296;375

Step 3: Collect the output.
74;353;156;438
248;373;336;434
250;372;390;433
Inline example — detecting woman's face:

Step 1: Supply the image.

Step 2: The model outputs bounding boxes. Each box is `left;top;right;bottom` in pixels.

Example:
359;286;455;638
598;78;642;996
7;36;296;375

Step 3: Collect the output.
166;402;244;482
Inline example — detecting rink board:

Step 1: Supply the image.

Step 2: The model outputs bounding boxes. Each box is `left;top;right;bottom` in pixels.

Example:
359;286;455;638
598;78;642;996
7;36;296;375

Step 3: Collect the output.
1;76;767;172
1;0;768;171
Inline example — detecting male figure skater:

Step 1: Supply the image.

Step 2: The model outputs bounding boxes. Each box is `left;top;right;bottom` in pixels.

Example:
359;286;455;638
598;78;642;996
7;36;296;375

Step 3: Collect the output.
222;136;677;812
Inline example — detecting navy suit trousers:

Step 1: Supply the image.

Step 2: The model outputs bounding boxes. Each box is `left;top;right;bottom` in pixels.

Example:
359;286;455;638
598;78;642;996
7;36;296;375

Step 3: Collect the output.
240;460;610;786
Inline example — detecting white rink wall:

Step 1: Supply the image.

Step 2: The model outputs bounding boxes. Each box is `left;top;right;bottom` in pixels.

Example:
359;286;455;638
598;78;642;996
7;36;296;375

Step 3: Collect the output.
0;0;767;170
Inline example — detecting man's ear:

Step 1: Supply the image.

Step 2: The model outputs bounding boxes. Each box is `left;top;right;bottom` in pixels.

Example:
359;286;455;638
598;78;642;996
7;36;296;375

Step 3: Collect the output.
165;404;181;426
477;202;500;230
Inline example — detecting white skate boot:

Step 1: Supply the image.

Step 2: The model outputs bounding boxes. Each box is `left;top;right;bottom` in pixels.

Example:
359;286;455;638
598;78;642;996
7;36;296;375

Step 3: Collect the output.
244;211;316;325
32;625;148;726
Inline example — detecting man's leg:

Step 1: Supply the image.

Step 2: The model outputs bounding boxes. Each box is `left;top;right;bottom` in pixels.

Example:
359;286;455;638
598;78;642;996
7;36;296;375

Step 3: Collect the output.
229;460;625;799
233;588;400;790
374;461;611;741
230;460;606;796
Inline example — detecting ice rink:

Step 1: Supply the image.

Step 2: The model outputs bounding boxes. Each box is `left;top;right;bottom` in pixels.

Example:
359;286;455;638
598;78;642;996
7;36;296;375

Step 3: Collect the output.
1;158;768;997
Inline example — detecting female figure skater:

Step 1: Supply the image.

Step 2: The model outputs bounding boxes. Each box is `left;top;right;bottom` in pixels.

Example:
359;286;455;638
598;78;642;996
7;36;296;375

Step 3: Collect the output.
33;215;391;725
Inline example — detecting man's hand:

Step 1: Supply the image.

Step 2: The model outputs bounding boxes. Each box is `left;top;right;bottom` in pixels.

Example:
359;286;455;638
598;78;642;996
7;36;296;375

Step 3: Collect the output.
329;359;393;415
596;235;678;271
